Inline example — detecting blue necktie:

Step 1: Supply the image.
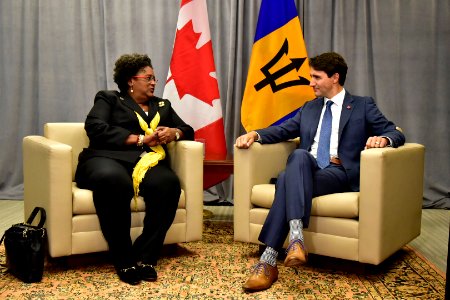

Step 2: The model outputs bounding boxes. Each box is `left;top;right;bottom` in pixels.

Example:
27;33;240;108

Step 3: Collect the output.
317;100;333;169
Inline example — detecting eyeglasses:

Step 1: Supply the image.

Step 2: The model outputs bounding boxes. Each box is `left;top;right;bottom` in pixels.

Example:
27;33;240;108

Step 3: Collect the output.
132;75;158;83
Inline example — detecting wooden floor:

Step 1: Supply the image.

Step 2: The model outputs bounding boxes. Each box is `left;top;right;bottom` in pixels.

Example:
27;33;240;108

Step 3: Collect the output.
1;200;448;274
408;208;449;274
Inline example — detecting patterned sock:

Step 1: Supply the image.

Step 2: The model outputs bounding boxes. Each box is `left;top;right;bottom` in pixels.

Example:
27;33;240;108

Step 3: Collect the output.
260;246;278;267
289;219;304;244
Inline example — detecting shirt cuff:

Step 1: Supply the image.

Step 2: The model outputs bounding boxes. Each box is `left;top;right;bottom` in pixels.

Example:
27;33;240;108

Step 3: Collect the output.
382;136;393;147
255;131;262;143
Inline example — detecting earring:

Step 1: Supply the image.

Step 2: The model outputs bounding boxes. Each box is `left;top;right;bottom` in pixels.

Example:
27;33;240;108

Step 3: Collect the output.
130;85;134;93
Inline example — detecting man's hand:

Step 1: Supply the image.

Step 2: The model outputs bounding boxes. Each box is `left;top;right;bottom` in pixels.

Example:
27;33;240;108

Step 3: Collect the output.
366;136;389;149
235;131;259;149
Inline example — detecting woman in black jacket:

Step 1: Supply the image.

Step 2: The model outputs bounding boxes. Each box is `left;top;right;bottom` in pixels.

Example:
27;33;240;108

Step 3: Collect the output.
75;53;194;285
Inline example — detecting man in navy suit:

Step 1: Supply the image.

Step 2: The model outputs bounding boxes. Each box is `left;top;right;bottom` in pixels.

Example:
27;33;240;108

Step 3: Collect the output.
235;52;405;292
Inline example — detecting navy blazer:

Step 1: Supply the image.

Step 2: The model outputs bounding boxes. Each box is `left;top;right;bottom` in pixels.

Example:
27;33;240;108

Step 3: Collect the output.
257;91;405;191
78;90;194;165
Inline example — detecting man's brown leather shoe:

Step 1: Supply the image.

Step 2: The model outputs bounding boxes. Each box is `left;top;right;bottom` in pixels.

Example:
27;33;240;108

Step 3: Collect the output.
284;239;308;267
242;262;278;292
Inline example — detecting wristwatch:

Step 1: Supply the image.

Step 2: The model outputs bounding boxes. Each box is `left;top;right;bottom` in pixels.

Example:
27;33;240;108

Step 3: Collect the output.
175;130;180;141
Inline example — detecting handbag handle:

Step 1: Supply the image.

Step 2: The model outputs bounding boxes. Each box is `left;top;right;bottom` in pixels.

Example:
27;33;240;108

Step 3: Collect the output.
26;207;46;228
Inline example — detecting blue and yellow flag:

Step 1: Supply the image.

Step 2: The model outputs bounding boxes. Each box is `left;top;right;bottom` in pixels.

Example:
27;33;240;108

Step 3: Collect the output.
241;0;315;132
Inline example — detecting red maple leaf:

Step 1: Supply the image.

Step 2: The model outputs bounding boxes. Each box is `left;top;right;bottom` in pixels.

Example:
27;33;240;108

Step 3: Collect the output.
168;20;220;106
181;0;193;6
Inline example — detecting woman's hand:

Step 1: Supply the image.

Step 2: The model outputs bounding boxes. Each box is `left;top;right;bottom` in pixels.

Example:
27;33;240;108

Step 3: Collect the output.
128;127;179;148
155;126;177;144
144;132;160;147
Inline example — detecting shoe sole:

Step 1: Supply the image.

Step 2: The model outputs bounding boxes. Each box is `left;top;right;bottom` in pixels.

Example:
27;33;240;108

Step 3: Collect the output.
243;277;278;292
141;277;157;282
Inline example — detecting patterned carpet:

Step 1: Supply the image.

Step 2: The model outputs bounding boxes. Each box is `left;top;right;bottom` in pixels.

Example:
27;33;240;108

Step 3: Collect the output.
0;221;446;299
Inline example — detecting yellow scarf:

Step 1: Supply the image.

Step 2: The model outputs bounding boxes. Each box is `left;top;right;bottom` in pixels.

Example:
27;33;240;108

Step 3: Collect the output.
132;111;165;210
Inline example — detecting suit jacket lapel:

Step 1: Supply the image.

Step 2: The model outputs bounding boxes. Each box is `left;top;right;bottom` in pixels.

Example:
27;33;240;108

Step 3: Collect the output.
338;92;355;140
120;93;151;123
147;99;158;122
308;98;325;145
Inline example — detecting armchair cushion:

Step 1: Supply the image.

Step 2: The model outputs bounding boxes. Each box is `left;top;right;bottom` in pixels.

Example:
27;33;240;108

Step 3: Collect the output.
251;184;359;218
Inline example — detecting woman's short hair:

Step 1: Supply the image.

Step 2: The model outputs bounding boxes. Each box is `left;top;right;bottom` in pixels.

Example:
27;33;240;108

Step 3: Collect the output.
113;53;153;93
309;52;348;86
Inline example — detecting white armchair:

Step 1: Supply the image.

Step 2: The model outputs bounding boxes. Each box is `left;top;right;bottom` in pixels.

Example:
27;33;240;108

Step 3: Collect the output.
234;142;425;265
23;123;204;258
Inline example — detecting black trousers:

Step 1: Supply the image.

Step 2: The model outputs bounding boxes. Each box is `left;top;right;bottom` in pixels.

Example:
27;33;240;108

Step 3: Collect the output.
75;156;180;268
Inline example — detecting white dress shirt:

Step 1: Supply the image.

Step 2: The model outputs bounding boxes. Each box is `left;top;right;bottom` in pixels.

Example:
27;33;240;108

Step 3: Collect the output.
309;88;346;159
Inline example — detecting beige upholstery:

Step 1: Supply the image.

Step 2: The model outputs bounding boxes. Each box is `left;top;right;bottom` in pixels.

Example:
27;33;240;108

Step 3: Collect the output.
234;142;425;265
23;123;204;258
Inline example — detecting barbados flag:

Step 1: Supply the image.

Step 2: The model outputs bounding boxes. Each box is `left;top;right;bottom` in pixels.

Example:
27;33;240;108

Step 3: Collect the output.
241;0;315;132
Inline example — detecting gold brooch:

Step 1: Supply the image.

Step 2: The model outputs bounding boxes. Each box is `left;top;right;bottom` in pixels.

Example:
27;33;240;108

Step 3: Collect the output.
159;101;165;107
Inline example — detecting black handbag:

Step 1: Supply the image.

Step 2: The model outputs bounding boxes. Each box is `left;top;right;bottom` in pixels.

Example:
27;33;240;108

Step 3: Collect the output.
0;207;47;283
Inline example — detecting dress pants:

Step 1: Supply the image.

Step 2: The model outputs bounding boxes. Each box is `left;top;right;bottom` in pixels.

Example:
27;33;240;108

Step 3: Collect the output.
258;149;351;250
75;156;180;268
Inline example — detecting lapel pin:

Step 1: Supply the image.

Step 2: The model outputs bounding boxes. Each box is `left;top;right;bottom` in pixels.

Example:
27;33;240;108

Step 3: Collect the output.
159;101;165;107
347;105;351;109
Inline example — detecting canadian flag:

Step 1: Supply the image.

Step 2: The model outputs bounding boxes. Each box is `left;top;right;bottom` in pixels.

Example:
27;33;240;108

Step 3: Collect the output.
163;0;228;189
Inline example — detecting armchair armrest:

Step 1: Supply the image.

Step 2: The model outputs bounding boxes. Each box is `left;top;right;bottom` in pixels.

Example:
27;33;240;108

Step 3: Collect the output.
359;143;425;264
234;141;297;242
167;140;204;241
23;136;74;257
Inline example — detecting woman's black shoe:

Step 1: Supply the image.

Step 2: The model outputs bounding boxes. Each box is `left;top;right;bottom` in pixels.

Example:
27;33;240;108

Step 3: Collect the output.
117;266;141;285
140;264;157;281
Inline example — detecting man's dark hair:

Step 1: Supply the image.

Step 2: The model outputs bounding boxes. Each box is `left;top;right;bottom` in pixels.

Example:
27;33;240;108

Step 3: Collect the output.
113;53;153;93
309;52;348;86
